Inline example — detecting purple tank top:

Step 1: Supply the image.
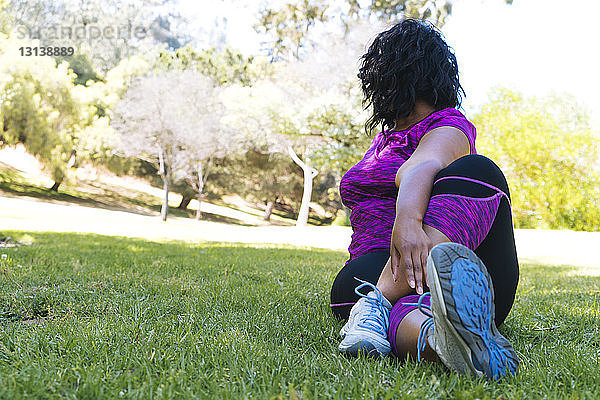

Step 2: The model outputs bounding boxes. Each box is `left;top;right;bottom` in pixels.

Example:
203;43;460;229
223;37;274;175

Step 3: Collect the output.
339;107;478;263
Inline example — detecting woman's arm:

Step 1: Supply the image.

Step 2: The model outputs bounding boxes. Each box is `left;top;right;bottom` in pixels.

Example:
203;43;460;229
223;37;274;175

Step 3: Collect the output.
390;127;471;294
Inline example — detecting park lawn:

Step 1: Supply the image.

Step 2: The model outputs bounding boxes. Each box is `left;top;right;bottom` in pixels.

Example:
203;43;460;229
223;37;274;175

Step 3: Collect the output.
0;231;599;399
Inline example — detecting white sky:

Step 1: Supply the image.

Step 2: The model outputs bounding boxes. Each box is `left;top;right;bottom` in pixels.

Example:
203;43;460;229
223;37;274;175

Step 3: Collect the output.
181;0;600;129
444;0;600;127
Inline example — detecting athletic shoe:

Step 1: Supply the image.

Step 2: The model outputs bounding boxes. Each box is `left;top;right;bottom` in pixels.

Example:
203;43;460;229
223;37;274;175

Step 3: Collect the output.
416;242;519;380
338;278;392;357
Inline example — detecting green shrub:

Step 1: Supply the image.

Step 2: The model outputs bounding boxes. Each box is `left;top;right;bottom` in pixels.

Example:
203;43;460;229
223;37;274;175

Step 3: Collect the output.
332;209;351;226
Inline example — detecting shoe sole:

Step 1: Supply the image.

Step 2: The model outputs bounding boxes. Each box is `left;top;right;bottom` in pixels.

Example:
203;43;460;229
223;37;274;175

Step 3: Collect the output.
427;242;519;380
338;337;390;358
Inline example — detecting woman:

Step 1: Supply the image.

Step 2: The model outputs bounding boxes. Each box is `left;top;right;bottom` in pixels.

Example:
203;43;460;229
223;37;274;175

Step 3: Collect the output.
330;19;520;380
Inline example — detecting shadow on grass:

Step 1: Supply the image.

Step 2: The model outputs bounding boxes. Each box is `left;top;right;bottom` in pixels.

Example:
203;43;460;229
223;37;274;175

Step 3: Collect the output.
1;169;102;205
0;169;284;226
0;169;158;216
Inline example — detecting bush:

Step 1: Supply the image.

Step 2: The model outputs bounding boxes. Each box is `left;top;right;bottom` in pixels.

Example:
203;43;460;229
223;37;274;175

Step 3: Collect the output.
472;88;600;231
332;209;351;227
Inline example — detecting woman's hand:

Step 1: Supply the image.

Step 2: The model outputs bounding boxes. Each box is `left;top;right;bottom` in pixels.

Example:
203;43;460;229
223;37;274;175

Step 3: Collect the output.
390;217;433;294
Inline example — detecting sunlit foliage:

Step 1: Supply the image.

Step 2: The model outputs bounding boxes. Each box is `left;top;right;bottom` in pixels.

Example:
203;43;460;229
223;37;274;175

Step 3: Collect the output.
473;88;600;231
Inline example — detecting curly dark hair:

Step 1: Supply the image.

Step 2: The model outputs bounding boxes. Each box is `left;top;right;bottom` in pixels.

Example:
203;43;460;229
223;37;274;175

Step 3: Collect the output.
358;18;465;134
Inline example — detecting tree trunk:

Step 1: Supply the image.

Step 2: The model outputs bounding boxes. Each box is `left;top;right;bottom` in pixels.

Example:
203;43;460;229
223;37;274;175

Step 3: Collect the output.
177;196;192;210
161;175;169;221
297;164;313;226
196;163;205;220
66;151;77;168
288;146;318;227
264;201;274;221
49;180;61;192
159;149;170;222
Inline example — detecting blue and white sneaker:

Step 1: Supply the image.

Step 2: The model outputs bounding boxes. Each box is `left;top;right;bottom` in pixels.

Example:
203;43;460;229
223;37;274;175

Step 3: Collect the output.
338;278;392;357
414;242;519;380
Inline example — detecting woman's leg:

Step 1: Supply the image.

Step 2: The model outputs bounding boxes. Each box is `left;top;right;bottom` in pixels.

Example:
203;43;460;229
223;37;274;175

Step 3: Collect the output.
330;252;389;320
330;226;449;320
331;227;451;360
387;154;519;359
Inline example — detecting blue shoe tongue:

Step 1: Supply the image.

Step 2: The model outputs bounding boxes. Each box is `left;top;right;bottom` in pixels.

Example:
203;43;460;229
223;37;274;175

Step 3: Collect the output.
367;290;391;309
366;291;379;300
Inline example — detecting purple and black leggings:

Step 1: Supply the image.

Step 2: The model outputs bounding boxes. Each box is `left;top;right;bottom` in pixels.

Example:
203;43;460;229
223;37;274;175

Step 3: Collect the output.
330;155;519;353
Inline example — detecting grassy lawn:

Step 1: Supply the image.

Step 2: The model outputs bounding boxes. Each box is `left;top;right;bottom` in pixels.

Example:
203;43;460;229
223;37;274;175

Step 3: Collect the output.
0;231;599;399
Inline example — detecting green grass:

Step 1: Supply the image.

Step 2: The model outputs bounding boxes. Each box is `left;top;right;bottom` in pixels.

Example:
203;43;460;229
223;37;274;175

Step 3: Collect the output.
0;231;599;399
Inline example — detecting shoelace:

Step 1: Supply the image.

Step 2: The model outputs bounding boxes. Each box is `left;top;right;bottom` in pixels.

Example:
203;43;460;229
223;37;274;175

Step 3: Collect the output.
353;277;389;336
402;292;433;362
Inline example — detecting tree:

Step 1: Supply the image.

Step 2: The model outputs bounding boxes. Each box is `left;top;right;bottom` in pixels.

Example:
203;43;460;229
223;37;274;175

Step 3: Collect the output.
175;78;229;220
287;143;318;226
111;70;228;221
220;80;297;220
0;0;12;34
204;150;303;222
0;33;100;191
221;22;372;226
255;0;514;59
473;88;600;231
254;0;329;60
149;44;269;212
307;100;371;182
56;53;101;86
350;0;453;25
270;23;372;226
155;45;269;86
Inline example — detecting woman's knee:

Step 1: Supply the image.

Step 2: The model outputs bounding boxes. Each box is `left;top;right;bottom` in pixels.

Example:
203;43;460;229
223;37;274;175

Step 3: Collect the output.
436;155;510;197
441;155;501;177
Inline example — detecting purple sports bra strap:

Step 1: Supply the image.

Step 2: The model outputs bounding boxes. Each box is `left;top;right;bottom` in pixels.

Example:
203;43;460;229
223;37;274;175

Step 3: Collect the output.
433;176;511;208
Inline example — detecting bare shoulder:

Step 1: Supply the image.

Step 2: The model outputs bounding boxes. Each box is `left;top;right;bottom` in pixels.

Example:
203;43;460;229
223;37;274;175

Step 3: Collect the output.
412;126;470;164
